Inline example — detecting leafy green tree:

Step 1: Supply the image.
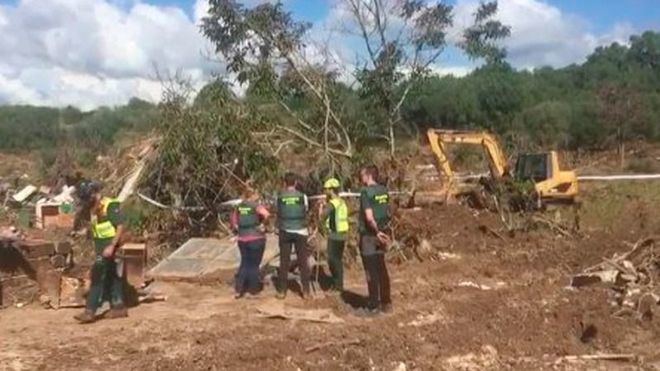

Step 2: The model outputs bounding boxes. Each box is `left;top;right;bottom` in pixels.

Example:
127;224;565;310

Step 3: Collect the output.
628;31;660;72
597;83;647;168
201;1;354;159
194;79;236;108
513;101;571;148
346;0;509;155
0;106;61;150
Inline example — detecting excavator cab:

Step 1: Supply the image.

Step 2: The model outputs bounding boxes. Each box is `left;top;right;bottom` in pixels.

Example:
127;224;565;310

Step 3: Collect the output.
516;151;578;204
514;153;551;183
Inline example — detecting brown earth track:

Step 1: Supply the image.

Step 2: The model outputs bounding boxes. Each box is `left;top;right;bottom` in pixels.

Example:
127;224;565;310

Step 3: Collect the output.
1;203;659;370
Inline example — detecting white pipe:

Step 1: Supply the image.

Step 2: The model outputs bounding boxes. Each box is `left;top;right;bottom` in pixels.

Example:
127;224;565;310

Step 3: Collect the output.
138;190;413;210
578;174;660;181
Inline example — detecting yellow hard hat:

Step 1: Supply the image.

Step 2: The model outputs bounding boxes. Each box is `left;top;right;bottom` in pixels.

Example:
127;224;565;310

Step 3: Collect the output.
323;178;341;189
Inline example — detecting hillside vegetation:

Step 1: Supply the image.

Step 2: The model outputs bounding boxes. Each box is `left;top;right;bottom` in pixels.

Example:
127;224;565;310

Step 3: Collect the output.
1;32;657;165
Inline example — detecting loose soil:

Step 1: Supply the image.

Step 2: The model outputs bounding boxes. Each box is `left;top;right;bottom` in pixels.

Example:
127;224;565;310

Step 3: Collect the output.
2;203;659;371
2;143;660;370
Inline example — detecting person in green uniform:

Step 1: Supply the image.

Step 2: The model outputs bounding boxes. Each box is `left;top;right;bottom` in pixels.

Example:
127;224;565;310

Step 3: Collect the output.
358;165;392;315
276;172;311;299
73;181;127;323
230;188;270;299
318;177;349;292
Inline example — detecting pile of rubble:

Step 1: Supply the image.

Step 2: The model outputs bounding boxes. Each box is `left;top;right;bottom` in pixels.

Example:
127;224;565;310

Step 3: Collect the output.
1;181;77;231
571;237;659;319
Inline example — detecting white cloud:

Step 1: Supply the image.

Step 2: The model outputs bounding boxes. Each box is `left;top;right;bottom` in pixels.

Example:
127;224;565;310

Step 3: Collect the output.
0;66;166;110
193;0;209;23
0;0;215;108
317;0;638;77
430;65;472;77
452;0;638;69
0;0;643;108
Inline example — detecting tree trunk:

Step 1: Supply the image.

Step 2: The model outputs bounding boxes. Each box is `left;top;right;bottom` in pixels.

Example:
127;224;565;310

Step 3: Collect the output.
388;118;395;157
618;126;625;170
323;104;330;156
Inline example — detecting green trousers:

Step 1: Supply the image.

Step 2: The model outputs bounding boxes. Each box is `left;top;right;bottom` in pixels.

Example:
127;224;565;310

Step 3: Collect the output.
327;238;346;291
86;256;124;312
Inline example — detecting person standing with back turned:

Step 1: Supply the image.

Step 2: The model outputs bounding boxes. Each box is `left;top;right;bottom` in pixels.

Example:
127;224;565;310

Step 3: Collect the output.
358;165;392;315
230;188;270;299
276;172;311;299
318;177;349;293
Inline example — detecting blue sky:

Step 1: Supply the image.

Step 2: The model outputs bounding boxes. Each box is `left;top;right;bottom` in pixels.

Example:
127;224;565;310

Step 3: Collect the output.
153;0;660;31
0;0;658;108
1;0;658;29
550;0;659;33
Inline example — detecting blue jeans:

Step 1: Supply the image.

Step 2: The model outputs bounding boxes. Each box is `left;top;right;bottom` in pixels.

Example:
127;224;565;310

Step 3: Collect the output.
235;239;266;295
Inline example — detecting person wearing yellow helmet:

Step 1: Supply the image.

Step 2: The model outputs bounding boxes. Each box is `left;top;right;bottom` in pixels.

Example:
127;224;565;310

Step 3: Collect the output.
318;177;349;292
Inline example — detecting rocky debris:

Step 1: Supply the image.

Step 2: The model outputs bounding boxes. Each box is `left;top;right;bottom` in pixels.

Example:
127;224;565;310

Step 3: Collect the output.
456;280;507;291
2;179;77;231
571;236;659;319
399;309;448;327
553;353;637;366
443;345;500;370
256;300;344;324
58;277;87;308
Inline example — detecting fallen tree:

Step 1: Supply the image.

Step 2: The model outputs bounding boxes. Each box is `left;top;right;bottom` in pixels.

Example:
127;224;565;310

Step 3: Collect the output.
139;78;279;238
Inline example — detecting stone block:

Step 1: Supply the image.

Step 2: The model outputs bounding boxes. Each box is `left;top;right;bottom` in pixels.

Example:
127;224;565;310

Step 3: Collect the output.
18;240;55;258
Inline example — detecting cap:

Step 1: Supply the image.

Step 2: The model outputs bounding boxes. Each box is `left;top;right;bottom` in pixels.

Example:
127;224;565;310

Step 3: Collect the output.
76;180;102;202
323;178;340;189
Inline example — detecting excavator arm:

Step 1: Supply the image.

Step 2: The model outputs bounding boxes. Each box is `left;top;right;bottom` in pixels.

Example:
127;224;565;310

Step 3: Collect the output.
426;129;510;180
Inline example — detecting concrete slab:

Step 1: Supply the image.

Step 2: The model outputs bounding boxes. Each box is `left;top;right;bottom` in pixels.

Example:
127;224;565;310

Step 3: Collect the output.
147;236;279;281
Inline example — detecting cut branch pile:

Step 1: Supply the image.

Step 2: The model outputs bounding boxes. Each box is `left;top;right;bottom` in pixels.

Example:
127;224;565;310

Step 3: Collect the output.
137;87;280;241
571;236;660;319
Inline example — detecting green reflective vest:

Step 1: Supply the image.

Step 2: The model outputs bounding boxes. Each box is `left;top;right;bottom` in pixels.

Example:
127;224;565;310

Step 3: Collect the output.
277;190;306;230
326;197;349;233
359;185;390;235
92;197;120;240
236;201;261;237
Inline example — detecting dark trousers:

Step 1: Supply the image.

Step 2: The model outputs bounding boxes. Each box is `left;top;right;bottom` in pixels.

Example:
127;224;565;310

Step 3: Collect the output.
360;236;391;310
236;239;266;295
87;257;124;312
278;231;311;296
327;238;346;291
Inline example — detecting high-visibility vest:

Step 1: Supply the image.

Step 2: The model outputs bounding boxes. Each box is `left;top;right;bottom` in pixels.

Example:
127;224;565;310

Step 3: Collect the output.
92;197;120;239
326;197;349;233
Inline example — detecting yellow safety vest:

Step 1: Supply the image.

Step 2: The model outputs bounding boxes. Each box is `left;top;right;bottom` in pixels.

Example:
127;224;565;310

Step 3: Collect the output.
326;197;349;233
92;197;120;239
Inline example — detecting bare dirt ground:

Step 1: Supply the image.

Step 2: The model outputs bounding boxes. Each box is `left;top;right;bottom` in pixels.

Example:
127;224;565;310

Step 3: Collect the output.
2;145;660;370
2;201;659;371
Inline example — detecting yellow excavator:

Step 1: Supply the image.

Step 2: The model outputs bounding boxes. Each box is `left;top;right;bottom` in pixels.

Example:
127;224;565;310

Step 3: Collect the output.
426;129;578;208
